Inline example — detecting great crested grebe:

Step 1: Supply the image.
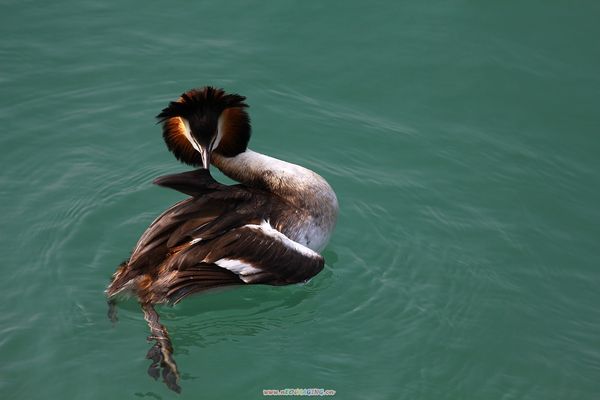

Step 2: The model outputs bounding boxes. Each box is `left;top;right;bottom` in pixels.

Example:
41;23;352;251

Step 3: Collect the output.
106;86;338;392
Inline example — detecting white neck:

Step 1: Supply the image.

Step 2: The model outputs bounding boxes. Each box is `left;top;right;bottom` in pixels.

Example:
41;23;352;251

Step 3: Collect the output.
212;149;335;205
213;149;339;251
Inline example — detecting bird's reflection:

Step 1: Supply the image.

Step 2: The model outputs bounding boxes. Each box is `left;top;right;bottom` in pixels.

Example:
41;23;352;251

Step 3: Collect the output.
161;283;322;351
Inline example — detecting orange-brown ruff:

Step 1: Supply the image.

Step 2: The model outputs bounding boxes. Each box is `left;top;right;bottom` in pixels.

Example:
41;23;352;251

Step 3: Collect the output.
106;86;338;393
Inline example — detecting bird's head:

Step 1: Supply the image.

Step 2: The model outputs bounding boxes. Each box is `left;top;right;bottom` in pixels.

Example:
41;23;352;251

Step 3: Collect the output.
157;86;251;169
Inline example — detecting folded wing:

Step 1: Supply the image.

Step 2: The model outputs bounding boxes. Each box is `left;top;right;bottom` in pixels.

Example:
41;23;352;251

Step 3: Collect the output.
121;169;323;304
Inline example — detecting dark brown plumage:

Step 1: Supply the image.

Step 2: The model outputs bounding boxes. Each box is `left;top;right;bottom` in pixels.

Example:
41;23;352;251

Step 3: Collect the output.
106;169;323;305
106;86;336;393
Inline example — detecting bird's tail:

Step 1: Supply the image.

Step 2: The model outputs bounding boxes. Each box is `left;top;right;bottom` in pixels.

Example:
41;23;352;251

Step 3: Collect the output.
105;259;135;299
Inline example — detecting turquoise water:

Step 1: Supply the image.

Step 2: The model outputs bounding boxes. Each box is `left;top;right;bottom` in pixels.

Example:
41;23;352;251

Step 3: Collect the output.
2;1;600;399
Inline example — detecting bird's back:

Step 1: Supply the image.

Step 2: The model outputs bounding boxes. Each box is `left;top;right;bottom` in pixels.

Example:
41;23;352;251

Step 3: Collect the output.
106;169;324;304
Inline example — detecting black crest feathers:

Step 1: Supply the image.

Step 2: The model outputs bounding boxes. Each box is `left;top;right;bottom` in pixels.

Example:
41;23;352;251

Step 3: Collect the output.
157;86;251;166
156;87;248;122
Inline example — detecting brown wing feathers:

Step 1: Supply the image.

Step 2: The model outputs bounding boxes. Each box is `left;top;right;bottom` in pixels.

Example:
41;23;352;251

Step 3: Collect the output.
165;264;243;304
109;169;322;304
203;225;324;284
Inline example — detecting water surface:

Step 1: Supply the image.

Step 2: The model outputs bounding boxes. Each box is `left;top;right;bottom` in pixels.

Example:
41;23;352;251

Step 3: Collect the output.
1;1;599;399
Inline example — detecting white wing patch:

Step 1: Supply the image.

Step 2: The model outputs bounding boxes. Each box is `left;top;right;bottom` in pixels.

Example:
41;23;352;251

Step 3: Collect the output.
214;259;261;283
246;220;320;258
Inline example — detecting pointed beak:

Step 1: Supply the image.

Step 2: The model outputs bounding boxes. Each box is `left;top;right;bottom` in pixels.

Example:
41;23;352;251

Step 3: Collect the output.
198;144;211;170
189;136;213;170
